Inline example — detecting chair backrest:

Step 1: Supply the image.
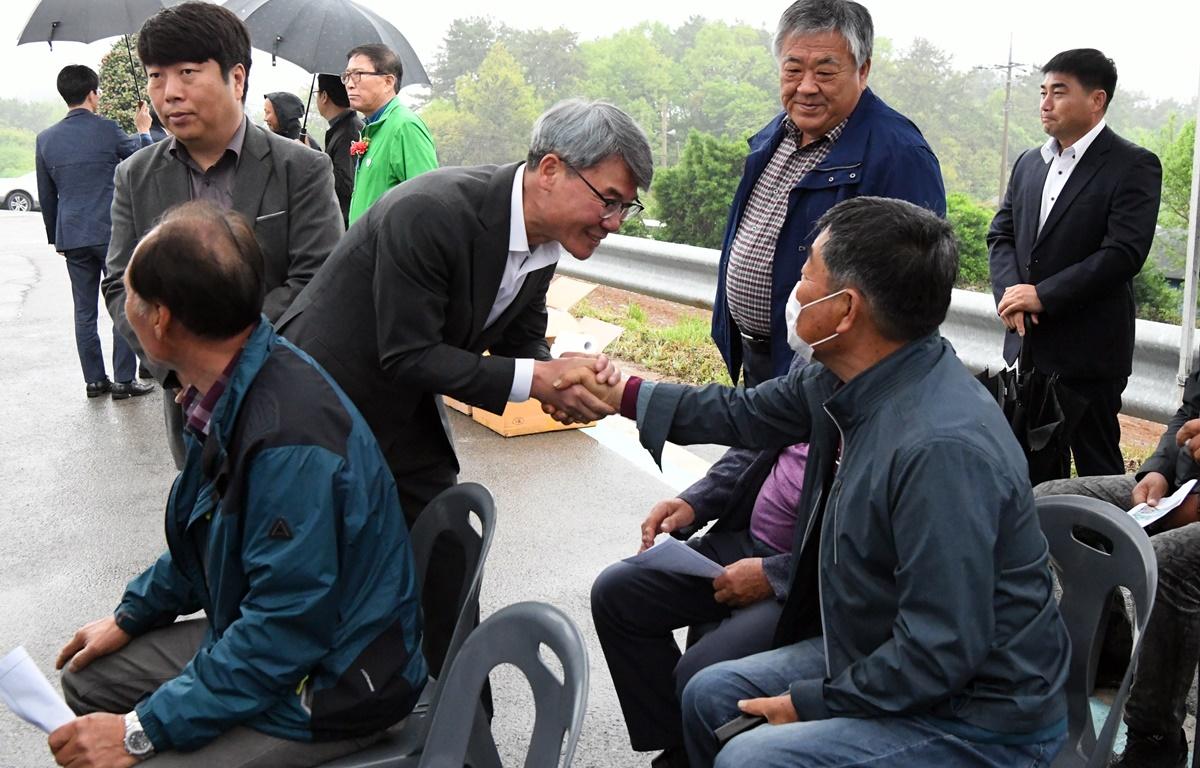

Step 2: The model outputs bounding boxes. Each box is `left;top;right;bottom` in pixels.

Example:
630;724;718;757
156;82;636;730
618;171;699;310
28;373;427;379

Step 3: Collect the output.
1036;494;1157;768
408;483;497;706
417;601;589;768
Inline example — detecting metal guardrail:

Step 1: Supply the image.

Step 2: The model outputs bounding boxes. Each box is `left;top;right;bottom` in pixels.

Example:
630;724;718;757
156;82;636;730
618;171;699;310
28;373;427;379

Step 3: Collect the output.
559;233;1193;424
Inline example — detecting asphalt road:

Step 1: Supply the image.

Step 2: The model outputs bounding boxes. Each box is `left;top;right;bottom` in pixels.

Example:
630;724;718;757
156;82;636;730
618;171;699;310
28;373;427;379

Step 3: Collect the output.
0;211;716;767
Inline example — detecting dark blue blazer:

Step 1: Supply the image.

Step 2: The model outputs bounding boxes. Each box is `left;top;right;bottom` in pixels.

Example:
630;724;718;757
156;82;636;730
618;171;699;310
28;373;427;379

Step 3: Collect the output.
35;109;149;251
711;89;946;382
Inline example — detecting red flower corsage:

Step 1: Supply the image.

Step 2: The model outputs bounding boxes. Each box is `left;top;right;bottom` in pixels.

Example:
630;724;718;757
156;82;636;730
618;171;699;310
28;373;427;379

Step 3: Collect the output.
349;139;370;157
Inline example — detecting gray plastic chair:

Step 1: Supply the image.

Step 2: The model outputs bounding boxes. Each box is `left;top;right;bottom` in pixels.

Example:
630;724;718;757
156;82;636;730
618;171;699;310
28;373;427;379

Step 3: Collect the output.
417;601;590;768
322;482;498;768
1037;494;1157;768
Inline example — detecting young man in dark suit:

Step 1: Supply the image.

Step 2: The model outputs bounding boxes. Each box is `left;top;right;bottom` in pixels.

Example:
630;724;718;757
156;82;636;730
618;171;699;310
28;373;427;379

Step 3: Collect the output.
100;1;343;467
35;65;154;400
988;48;1162;479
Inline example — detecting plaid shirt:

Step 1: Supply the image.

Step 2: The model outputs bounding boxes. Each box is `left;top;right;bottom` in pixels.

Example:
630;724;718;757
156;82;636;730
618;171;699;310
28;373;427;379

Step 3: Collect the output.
726;118;847;337
181;352;242;438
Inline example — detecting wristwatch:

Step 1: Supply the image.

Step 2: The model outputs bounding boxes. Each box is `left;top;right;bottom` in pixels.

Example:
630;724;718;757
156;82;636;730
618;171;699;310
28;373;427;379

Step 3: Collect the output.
123;711;155;759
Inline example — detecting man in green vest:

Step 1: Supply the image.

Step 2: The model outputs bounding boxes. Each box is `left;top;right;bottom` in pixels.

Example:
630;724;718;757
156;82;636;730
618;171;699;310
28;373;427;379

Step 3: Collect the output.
342;43;438;225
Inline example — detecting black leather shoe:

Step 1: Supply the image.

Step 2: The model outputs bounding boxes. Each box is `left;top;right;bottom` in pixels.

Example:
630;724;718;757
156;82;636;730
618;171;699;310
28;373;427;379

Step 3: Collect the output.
85;378;112;398
111;380;155;400
1109;728;1187;767
651;746;690;768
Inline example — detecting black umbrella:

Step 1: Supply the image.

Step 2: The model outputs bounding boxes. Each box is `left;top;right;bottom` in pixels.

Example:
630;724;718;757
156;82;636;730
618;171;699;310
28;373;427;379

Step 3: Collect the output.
223;0;430;139
977;330;1088;485
17;0;183;101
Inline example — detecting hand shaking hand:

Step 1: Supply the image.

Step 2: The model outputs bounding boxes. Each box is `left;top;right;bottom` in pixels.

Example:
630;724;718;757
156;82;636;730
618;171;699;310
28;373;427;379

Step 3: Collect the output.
535;353;625;424
532;354;622;424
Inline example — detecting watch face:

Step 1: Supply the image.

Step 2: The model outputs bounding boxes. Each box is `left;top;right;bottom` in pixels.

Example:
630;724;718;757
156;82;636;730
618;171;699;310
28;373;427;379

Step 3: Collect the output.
126;729;153;755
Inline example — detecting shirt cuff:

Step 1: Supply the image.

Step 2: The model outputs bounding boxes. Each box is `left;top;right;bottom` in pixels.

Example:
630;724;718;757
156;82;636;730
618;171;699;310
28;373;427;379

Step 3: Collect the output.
619;376;643;419
509;358;534;402
789;678;831;721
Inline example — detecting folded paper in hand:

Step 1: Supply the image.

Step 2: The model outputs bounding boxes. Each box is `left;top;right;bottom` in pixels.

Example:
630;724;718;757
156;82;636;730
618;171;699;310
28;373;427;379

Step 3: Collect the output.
0;646;76;733
623;536;725;579
1128;478;1197;528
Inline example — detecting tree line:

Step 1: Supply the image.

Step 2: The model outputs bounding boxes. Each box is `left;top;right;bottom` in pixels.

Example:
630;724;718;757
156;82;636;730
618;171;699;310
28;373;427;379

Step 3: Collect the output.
1;16;1193;322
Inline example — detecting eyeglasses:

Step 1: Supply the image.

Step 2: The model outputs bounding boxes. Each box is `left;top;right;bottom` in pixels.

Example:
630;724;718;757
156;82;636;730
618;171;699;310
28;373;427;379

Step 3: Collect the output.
339;70;388;85
564;161;644;222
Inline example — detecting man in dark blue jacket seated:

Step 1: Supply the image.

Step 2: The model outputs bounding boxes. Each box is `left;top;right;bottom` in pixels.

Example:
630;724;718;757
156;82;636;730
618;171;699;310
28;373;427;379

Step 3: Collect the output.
560;197;1070;768
48;201;425;767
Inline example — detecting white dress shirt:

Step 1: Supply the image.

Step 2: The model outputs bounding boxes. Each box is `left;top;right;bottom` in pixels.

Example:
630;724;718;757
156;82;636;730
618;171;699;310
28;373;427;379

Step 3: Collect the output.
1038;119;1106;233
492;164;563;402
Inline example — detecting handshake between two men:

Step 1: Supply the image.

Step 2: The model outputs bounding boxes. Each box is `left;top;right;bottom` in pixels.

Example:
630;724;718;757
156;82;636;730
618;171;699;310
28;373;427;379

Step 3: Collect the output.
535;355;627;424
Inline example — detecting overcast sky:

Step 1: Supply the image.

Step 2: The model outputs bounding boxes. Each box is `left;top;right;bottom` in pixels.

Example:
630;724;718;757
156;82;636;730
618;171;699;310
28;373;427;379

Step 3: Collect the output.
3;0;1197;111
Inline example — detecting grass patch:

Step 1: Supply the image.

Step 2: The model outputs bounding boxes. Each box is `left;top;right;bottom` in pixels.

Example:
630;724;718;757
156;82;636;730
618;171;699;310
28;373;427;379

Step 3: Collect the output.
574;299;732;386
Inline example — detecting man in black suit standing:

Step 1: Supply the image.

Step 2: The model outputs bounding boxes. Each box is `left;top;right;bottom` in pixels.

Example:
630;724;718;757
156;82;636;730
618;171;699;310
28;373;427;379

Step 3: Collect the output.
988;48;1161;479
35;65;154;400
279;98;653;674
314;73;363;227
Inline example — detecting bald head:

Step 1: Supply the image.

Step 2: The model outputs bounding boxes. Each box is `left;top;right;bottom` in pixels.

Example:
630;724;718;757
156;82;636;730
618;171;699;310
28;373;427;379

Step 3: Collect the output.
128;200;264;339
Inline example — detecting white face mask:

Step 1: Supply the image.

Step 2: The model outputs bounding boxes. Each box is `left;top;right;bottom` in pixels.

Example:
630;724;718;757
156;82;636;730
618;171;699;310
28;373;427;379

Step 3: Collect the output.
785;283;848;361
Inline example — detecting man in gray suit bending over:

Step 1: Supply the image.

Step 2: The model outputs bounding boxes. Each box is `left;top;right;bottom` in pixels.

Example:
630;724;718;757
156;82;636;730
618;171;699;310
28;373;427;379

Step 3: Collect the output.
101;1;343;467
279;98;652;675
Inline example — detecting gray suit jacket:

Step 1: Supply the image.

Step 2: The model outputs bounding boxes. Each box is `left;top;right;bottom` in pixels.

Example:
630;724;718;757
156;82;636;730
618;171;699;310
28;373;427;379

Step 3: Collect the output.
278;163;553;507
102;118;343;375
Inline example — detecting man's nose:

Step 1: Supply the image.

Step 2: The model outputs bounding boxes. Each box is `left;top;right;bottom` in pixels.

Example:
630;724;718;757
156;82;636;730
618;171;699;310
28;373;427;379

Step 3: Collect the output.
601;214;622;233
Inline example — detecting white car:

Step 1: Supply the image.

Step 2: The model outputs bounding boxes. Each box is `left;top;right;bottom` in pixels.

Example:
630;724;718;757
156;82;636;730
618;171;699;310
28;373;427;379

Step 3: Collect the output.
0;171;39;212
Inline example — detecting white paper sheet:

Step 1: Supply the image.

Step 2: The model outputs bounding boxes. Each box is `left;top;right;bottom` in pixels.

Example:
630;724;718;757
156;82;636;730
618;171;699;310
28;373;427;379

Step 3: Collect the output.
0;646;76;733
1128;478;1198;528
623;536;725;579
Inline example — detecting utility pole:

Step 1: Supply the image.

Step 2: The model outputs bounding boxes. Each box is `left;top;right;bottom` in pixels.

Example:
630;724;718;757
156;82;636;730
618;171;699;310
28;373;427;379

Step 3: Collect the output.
975;36;1033;205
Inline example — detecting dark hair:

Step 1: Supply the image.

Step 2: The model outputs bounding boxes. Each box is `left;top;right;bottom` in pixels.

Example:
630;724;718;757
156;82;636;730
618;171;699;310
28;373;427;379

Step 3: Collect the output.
346;43;402;94
56;65;98;107
137;1;252;104
816;197;957;342
264;92;305;139
317;73;350;108
128;201;264;339
1042;48;1118;112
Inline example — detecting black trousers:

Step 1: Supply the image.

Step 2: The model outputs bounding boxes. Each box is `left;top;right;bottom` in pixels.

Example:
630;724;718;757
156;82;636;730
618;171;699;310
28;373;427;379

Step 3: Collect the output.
739;335;775;387
591;529;783;751
1060;376;1128;477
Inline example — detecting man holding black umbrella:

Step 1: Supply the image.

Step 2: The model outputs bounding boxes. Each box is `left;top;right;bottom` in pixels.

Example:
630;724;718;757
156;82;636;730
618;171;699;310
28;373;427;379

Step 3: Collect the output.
101;1;343;468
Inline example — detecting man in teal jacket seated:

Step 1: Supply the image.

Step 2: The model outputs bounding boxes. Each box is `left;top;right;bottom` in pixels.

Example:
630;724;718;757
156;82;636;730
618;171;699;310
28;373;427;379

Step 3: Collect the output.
49;201;425;768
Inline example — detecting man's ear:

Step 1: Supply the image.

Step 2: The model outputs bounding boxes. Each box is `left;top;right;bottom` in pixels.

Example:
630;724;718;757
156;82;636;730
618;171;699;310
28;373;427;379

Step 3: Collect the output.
534;153;566;192
230;63;247;103
836;289;862;335
152;303;171;341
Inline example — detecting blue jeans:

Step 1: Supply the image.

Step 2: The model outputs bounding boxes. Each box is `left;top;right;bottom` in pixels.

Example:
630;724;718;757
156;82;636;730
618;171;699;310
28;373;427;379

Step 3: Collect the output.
682;638;1066;768
63;245;135;383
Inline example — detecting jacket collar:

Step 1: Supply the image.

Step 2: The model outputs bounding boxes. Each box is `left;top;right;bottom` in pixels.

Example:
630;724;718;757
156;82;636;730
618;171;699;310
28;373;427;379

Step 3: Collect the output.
823;331;947;429
205;317;275;441
363;96;400;132
746;87;882;174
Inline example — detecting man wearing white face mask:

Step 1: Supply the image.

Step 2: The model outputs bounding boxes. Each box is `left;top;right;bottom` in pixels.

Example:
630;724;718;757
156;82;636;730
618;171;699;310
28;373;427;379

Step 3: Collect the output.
568;196;1069;768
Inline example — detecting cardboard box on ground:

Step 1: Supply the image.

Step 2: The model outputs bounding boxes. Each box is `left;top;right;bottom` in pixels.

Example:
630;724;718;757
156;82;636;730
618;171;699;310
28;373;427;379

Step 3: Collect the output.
442;276;624;437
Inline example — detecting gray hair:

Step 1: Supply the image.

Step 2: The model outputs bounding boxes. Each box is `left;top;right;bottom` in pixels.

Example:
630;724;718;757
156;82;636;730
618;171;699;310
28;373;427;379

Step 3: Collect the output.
527;99;654;190
816;197;957;342
773;0;874;67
